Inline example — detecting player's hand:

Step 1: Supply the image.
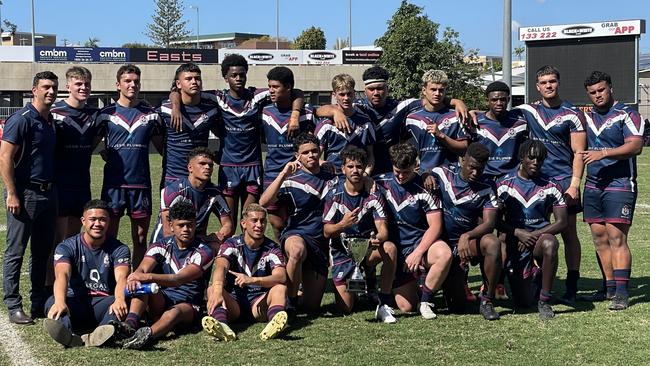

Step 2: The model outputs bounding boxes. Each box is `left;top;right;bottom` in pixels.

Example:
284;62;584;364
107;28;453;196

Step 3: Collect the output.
281;161;302;176
206;287;224;314
333;110;351;134
404;251;424;273
362;175;376;193
109;298;128;320
5;193;20;216
171;108;183;132
423;174;438;192
564;186;580;205
229;270;252;287
514;228;538;250
287;112;300;138
369;232;381;247
47;301;68;320
453;100;470;125
457;234;472;262
340;207;361;229
426;121;441;138
580;150;606;165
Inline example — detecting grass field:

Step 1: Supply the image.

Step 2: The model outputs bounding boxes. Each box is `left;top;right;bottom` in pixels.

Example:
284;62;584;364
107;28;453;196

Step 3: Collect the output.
2;153;650;365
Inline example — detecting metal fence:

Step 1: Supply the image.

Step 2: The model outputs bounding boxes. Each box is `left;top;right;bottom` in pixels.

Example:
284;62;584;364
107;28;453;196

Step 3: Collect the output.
0;107;21;119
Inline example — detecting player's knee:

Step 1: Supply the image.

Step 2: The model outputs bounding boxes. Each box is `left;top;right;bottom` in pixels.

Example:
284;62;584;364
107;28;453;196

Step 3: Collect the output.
541;237;559;257
395;296;416;313
480;235;501;259
269;283;288;300
382;241;397;258
285;240;307;261
430;243;452;265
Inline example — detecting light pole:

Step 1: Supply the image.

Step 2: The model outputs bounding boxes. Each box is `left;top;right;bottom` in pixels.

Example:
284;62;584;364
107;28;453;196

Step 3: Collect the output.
190;5;199;49
502;0;512;107
348;0;352;49
31;0;35;46
275;0;279;50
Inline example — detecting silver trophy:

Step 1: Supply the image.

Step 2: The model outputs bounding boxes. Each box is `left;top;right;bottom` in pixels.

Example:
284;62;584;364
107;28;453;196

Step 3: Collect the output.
340;232;372;293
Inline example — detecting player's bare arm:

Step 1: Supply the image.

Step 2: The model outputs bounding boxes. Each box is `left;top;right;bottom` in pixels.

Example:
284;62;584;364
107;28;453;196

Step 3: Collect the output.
109;265;130;320
0;141;21;215
405;211;443;272
47;262;72;320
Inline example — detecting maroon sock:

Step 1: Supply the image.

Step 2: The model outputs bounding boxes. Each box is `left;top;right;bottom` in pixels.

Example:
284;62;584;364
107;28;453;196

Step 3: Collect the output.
210;307;228;324
267;305;285;321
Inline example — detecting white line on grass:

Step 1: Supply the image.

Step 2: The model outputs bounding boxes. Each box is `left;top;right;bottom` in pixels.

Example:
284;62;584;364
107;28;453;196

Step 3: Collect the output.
0;312;42;366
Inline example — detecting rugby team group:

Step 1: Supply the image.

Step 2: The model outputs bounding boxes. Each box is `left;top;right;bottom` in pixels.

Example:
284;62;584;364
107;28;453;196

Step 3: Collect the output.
0;52;643;350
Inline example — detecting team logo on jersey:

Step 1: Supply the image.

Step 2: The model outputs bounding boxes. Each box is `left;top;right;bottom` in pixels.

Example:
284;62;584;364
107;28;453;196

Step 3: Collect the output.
81;255;86;263
54;254;63;261
258;258;266;270
537;189;546;198
406;195;417;205
621;205;631;218
103;254;110;266
508;128;516;136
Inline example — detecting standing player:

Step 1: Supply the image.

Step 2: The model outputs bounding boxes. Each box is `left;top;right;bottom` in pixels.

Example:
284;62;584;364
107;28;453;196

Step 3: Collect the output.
121;201;214;349
315;74;375;174
262;66;316;238
430;143;502;320
150;147;233;250
375;143;452;319
158;63;220;189
203;204;288;341
581;71;643;310
1;71;58;324
496;140;567;320
43;200;130;348
96;64;163;268
516;65;587;305
322;146;397;322
260;133;336;315
406;70;469;174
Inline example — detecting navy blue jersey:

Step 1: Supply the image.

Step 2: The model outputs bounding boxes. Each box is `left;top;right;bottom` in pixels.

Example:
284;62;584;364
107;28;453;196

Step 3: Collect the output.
204;88;270;166
472;111;528;179
51;101;100;190
261;104;316;180
152;177;230;242
218;235;285;300
375;172;441;248
584;102;644;191
315;108;376;171
278;167;336;238
431;164;498;244
158;97;220;182
516;101;586;180
96;102;161;188
145;236;214;305
355;97;421;175
405;106;469;172
496;173;566;231
53;233;131;297
1;103;57;183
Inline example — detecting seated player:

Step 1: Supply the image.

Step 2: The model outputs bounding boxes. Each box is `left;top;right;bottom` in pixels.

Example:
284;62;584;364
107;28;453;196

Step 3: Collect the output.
43;199;131;347
430;143;502;320
151;147;234;250
496;140;568;320
120;201;214;349
260;133;336;316
203;204;288;341
315;74;375;174
262;66;316;238
322;146;397;323
375;143;452;319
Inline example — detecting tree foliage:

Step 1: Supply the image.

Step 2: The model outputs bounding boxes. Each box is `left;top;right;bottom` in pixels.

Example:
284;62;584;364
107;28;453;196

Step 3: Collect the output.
514;45;525;60
145;0;191;48
122;42;151;48
332;37;349;50
293;26;326;50
84;37;100;47
376;1;485;109
2;19;17;34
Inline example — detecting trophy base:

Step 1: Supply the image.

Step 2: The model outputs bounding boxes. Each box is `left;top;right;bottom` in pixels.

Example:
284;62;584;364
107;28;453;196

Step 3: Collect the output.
346;279;367;293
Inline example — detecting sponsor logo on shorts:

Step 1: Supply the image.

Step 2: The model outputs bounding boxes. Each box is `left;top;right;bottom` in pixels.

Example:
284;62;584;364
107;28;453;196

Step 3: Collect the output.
621;204;631;218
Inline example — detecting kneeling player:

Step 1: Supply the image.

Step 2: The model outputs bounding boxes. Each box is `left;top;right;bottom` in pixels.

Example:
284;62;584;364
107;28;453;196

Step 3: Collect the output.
203;204;288;341
323;146;397;323
496;140;567;320
431;143;502;320
375;143;452;319
120;201;214;349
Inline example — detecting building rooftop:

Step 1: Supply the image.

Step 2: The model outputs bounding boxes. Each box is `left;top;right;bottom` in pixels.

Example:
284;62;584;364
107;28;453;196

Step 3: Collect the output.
170;32;269;44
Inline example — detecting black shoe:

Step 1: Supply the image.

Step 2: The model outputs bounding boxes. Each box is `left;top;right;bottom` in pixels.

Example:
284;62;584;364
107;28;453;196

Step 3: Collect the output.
479;301;500;321
608;295;629;311
30;308;45;320
285;306;297;324
122;326;153;350
109;320;135;340
538;301;555;320
43;319;83;347
9;309;34;325
556;292;577;307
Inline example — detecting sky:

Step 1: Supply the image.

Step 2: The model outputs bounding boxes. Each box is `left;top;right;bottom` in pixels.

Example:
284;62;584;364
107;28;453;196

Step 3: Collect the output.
1;0;649;54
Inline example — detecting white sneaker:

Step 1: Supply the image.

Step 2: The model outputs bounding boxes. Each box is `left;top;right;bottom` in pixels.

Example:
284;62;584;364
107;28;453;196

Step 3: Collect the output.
419;302;437;320
375;304;397;324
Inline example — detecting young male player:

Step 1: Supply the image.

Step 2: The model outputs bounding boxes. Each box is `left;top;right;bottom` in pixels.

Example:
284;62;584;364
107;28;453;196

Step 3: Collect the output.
322;146;397;323
262;66;316;238
120;201;214;349
151;147;234;250
96;64;163;268
375;143;452;320
260;133;336;315
158;63;220;189
581;71;644;310
515;65;587;304
315;74;375;175
496;140;568;320
430;143;502;320
203;204;288;341
43;199;130;348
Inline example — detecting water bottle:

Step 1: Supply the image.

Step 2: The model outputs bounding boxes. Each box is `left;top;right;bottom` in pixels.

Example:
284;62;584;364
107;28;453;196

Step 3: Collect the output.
124;283;160;297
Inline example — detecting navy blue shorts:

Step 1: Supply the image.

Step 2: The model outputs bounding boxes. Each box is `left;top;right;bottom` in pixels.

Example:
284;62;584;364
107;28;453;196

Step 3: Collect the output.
44;295;116;332
101;187;152;219
231;289;266;320
554;176;583;215
218;165;262;197
584;186;636;225
160;289;201;319
393;245;420;289
57;187;91;217
281;233;329;277
330;246;357;287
